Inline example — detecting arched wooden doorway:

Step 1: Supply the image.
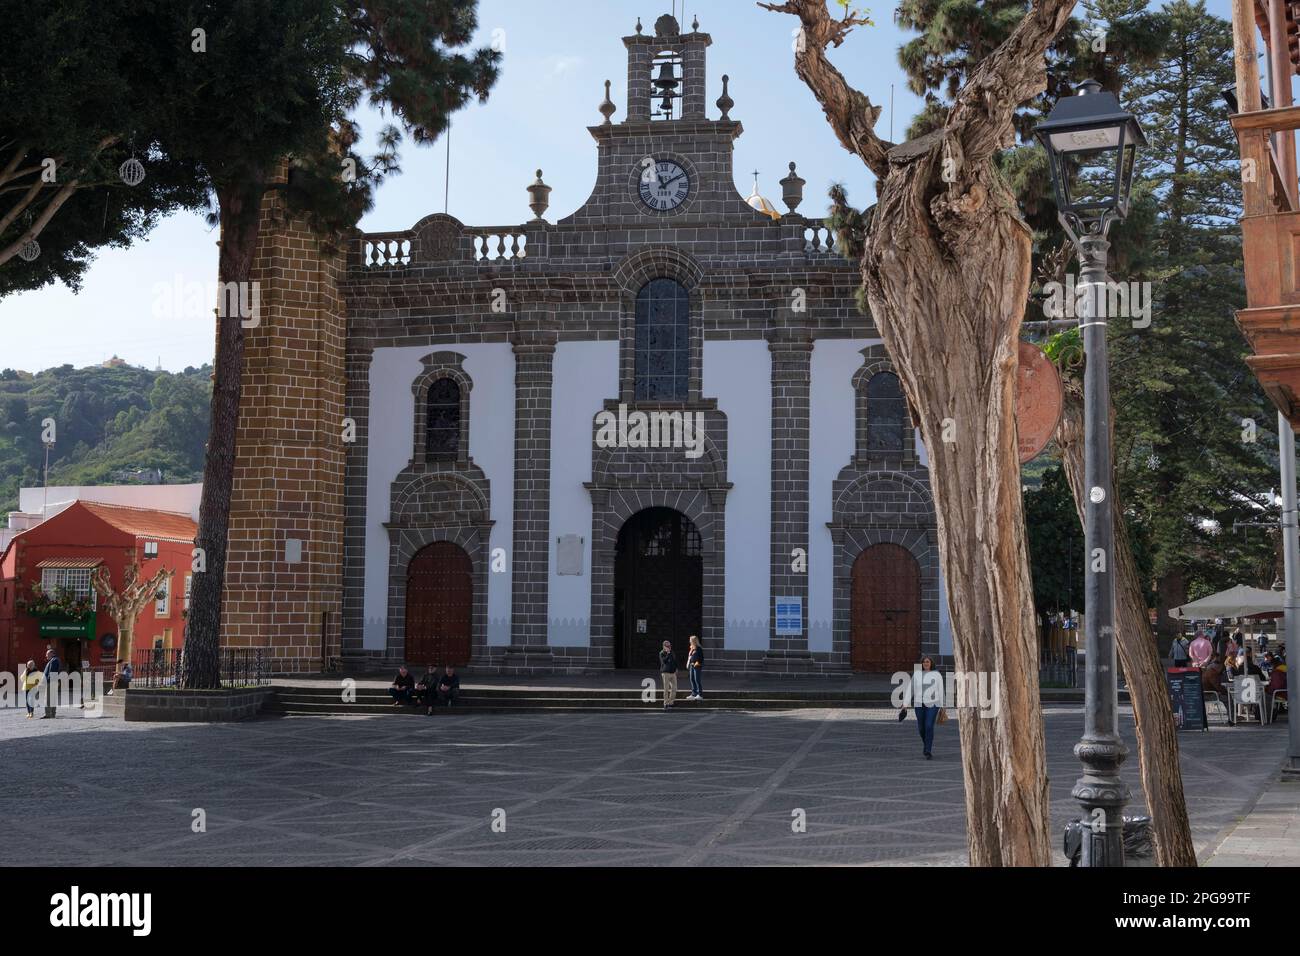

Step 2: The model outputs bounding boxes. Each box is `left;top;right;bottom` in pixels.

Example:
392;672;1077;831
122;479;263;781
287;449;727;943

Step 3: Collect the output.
850;543;921;672
405;541;473;666
614;508;703;669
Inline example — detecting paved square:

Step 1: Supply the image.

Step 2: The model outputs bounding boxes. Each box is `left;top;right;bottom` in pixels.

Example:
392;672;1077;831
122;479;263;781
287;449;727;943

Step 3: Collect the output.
0;705;1286;866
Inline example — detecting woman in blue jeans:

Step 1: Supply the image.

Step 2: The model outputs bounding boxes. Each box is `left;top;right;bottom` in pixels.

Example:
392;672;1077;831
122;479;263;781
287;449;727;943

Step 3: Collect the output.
687;635;704;700
899;655;942;759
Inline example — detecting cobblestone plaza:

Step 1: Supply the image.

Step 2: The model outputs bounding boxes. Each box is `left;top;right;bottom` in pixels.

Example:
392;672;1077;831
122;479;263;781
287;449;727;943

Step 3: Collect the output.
1;706;1286;866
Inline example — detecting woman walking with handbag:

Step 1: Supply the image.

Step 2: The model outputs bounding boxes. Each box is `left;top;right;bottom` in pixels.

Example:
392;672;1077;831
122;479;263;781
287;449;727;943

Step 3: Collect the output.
686;635;704;700
898;656;944;759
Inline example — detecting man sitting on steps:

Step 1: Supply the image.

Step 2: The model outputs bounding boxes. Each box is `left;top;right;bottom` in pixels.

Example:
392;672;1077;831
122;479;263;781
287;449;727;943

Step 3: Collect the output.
389;665;416;706
437;665;460;707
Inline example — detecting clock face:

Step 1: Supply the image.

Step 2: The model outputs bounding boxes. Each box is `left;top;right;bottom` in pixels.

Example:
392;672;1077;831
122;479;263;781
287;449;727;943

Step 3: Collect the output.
639;160;690;211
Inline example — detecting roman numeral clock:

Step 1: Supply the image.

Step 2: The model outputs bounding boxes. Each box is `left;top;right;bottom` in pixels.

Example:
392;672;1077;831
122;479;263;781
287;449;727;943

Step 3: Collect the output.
639;160;690;211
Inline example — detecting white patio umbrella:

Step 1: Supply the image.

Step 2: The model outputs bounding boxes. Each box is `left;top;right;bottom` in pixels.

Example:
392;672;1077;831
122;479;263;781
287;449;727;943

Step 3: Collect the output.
1168;584;1284;620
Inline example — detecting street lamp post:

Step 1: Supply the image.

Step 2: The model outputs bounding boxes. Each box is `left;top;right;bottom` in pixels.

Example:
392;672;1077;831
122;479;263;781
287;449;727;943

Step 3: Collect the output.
1037;79;1147;867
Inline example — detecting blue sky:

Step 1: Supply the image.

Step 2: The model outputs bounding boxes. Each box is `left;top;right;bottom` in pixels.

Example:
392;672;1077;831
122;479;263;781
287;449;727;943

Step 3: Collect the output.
0;0;1238;373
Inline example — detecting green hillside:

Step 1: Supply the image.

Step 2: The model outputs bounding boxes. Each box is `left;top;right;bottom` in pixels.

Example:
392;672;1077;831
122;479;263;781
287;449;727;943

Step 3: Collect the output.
0;362;211;513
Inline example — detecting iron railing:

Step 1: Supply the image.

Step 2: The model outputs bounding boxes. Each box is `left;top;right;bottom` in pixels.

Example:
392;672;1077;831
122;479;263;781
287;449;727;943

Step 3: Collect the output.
1039;655;1080;688
130;647;271;688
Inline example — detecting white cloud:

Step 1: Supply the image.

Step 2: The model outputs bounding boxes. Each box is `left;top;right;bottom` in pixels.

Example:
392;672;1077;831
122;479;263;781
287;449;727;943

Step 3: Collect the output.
547;55;583;78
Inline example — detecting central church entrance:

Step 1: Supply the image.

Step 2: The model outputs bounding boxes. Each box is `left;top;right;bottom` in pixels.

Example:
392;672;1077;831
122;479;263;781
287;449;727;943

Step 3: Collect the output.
405;541;473;666
614;508;703;670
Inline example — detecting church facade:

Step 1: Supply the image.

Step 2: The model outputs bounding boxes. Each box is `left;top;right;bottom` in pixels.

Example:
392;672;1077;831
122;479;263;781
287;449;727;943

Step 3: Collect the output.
220;14;951;676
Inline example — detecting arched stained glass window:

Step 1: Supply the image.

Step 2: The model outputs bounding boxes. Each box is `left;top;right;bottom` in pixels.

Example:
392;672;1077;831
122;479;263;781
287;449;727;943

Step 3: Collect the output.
425;377;460;460
634;278;689;401
866;371;907;452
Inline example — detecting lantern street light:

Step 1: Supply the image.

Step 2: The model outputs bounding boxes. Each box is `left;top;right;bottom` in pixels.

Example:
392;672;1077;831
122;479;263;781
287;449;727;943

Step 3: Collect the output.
1036;79;1147;868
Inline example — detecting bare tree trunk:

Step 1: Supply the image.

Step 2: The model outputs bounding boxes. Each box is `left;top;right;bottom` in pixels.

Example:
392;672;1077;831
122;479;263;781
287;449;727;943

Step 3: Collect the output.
181;185;262;689
762;0;1077;864
1057;377;1198;866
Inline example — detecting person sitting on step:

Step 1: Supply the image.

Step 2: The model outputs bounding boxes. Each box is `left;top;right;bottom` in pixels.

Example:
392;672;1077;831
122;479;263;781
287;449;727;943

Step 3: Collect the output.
389;665;416;706
415;665;438;714
437;665;460;707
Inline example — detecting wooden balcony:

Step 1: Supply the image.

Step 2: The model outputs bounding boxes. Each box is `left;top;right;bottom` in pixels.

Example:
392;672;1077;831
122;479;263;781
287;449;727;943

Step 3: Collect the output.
1232;0;1300;427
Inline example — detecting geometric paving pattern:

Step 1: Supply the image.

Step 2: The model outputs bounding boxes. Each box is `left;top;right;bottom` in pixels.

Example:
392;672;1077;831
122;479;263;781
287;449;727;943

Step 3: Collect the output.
0;705;1286;866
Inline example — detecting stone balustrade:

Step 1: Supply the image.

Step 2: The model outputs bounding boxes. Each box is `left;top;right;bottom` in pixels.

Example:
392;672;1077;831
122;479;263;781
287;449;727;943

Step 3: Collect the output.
470;228;528;263
361;232;415;268
803;225;838;256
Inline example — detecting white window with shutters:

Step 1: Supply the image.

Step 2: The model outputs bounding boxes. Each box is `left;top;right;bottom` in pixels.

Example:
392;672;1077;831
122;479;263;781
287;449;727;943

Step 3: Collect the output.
40;567;96;608
184;574;193;611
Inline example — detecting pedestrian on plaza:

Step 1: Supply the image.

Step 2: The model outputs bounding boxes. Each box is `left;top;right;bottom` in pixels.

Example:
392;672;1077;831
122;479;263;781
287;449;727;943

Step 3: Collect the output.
659;641;678;710
39;647;61;719
1259;631;1269;653
686;635;704;701
1170;635;1190;668
389;665;415;705
898;656;944;759
437;665;460;708
20;660;39;718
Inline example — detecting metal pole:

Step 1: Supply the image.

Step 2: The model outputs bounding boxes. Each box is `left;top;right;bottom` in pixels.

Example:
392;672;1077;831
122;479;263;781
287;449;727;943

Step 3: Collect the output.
1072;233;1130;866
1277;412;1300;769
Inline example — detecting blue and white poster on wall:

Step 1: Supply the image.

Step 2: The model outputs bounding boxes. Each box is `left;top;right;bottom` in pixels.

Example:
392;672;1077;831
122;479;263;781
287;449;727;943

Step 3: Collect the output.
775;597;803;636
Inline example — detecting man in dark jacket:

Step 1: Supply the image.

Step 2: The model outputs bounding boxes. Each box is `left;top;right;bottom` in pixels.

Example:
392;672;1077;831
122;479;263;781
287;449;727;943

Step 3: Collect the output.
40;646;61;719
437;666;460;707
389;665;415;705
659;641;678;710
415;666;438;714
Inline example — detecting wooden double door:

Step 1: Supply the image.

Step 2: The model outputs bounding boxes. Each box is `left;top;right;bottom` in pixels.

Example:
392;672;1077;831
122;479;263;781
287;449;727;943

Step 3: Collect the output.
405;542;473;666
850;543;921;673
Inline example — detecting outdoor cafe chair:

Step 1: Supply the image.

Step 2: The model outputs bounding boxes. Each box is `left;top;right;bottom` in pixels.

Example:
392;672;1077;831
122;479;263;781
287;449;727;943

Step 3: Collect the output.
1203;689;1230;725
1230;677;1266;726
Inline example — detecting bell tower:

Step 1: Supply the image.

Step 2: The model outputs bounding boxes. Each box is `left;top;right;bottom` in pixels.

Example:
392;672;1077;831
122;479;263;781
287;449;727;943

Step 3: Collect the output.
624;14;711;122
574;14;747;225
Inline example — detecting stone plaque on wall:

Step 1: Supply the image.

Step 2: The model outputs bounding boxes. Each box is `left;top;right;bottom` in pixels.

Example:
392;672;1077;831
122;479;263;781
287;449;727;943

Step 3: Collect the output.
556;534;584;575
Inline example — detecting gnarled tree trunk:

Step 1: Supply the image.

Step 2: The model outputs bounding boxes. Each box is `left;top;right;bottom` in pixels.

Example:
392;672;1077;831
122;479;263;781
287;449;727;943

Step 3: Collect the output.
1056;375;1198;866
762;0;1079;864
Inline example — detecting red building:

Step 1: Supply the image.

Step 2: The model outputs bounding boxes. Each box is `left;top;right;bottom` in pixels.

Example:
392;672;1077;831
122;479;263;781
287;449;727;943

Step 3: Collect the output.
0;501;197;674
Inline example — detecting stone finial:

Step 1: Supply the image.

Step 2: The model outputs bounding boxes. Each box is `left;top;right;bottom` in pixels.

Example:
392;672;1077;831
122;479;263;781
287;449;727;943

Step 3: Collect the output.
780;161;806;213
716;74;733;121
527;169;551;221
599;79;616;125
635;17;642;34
692;15;699;32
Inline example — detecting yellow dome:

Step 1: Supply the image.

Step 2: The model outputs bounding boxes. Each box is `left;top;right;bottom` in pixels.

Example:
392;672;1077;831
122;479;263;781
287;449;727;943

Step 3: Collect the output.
746;174;781;220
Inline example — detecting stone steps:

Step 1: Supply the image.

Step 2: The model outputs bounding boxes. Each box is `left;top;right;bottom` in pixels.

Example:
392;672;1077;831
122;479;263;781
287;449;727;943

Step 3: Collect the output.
262;682;1089;717
265;691;891;716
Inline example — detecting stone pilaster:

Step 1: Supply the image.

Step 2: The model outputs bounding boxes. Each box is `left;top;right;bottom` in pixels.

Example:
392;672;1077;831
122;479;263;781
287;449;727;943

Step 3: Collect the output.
766;327;813;670
624;36;652;122
505;321;558;669
681;33;712;119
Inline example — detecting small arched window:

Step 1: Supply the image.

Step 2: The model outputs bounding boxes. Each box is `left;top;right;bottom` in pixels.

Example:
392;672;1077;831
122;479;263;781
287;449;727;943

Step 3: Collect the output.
634;278;689;401
425;377;461;460
866;371;907;452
